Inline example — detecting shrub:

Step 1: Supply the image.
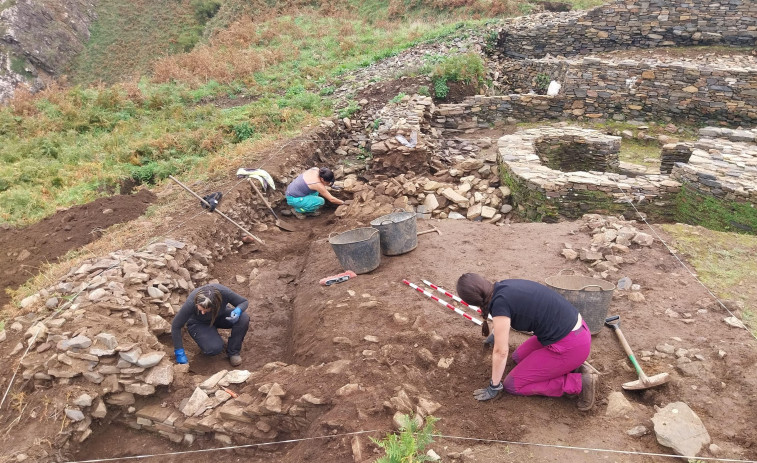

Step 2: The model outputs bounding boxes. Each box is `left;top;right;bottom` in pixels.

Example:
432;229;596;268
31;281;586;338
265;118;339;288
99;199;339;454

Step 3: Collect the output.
433;78;449;99
418;85;430;96
371;414;439;463
535;73;551;93
484;30;499;53
232;121;255;142
430;52;486;87
191;0;221;24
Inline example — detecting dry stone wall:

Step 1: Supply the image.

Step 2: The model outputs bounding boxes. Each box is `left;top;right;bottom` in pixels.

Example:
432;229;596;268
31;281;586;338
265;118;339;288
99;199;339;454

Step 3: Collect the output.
497;127;681;222
498;0;757;60
496;55;756;125
435;54;757;127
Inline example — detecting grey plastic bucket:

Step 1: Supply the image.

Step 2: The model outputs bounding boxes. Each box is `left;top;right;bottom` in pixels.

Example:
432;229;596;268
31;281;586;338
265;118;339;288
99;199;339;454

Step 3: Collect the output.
370;211;418;256
328;227;381;274
544;270;615;335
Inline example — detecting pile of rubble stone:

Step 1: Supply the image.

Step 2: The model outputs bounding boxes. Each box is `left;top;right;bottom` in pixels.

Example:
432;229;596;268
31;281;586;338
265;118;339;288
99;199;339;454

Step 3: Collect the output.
333;154;512;223
561;214;654;301
2;240;216;447
292;94;516;224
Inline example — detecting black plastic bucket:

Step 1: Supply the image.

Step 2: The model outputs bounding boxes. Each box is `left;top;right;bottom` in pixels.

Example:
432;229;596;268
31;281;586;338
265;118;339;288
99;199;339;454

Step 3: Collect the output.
544;270;615;335
370;211;418;256
328;227;381;274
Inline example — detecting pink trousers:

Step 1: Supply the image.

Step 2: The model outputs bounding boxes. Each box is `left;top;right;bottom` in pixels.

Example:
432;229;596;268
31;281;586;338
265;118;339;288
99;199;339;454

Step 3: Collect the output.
503;321;591;397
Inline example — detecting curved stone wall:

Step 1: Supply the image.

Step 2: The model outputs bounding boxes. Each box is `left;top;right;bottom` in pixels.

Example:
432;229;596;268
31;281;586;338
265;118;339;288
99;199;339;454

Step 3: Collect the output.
497;127;681;222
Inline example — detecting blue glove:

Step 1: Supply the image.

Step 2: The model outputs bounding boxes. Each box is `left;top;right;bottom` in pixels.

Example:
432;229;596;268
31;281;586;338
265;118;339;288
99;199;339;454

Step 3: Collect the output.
226;307;242;324
174;348;188;364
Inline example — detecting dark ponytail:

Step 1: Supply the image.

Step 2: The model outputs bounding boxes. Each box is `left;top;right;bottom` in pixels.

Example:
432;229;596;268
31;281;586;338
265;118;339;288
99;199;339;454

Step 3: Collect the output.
456;273;495;337
194;286;223;324
318;167;335;185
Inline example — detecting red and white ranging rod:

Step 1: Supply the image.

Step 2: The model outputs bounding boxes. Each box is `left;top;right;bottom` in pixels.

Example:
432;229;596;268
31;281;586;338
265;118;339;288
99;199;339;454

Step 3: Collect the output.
402;279;483;326
422;279;492;320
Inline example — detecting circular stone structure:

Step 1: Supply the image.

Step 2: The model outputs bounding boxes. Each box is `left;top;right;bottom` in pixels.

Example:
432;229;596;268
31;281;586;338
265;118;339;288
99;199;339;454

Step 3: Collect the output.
498;126;681;222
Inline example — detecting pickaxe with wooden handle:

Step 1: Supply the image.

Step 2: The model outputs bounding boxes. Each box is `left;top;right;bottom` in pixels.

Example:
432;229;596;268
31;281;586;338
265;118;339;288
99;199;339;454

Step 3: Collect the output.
417;225;441;236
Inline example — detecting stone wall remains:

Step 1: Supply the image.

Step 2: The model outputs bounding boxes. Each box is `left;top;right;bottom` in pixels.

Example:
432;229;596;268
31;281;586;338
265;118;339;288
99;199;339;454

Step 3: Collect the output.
435;56;757;127
496;127;681;223
498;0;757;59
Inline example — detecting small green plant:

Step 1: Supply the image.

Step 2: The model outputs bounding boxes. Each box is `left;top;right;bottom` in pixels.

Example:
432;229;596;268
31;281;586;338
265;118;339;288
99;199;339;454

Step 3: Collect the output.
372;119;381;130
484;30;499;53
356;148;372;161
319;86;335;96
372;414;439;463
338;100;359;119
535;73;551;93
417;85;430;97
232;121;255;142
390;92;406;104
433;78;449;99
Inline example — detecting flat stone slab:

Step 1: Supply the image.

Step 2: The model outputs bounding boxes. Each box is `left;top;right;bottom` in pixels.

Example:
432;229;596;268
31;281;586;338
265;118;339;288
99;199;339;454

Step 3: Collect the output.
652;401;711;457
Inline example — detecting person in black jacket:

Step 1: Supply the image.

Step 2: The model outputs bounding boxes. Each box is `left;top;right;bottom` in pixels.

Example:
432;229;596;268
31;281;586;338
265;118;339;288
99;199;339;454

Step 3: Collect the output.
171;284;250;367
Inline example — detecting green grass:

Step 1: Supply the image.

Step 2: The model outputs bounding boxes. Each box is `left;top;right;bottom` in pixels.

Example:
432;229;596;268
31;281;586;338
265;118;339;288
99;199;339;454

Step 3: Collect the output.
674;186;757;235
67;0;205;85
663;223;757;336
618;140;661;168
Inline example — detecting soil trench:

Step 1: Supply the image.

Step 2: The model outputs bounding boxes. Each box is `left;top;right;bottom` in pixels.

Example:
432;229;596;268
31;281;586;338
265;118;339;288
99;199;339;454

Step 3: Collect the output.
71;215;757;462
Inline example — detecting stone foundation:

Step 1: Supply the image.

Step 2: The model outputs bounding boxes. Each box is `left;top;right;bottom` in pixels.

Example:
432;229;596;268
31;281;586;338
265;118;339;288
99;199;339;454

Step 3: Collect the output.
497;0;756;60
498;127;681;222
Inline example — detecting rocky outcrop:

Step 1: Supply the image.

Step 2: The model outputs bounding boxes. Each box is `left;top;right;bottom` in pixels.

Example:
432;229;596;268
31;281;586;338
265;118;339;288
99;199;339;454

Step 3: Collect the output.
0;0;98;101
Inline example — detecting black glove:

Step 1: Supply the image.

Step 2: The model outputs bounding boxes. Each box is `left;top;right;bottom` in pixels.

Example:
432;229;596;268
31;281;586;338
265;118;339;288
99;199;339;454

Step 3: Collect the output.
474;380;503;401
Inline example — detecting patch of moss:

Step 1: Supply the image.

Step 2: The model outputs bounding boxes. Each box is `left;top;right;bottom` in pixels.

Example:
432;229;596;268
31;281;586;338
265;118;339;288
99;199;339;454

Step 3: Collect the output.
499;165;560;223
674;185;757;235
9;54;34;79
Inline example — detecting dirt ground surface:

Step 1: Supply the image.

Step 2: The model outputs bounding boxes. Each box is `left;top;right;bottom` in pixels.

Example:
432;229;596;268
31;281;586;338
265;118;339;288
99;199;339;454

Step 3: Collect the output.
67;211;757;463
1;80;756;462
0;189;156;309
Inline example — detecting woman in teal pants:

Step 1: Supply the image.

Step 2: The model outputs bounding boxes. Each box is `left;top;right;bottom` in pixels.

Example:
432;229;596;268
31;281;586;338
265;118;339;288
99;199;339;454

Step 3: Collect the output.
285;167;345;218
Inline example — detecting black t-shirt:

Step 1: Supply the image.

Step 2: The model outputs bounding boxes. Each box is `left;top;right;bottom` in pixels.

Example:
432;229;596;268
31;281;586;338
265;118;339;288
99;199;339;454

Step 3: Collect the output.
489;279;579;346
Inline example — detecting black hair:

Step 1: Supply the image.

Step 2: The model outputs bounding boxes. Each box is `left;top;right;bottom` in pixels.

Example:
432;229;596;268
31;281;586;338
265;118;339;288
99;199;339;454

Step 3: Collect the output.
194;286;223;324
456;273;495;337
318;167;335;185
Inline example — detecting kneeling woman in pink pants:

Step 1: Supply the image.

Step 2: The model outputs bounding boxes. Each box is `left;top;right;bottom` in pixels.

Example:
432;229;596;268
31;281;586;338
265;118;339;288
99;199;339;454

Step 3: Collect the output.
457;273;597;410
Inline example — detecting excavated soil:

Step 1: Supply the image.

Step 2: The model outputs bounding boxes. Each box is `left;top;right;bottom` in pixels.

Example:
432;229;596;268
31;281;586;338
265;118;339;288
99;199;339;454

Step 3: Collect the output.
64;211;757;463
1;84;756;462
0;189;156;309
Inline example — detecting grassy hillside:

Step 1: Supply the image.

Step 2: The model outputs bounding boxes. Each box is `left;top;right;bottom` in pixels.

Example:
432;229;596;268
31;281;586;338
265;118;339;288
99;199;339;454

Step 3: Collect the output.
67;0;209;85
1;0;608;226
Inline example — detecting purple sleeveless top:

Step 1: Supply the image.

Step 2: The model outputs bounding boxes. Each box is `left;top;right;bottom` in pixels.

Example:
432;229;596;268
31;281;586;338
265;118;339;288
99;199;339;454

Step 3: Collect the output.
286;170;316;197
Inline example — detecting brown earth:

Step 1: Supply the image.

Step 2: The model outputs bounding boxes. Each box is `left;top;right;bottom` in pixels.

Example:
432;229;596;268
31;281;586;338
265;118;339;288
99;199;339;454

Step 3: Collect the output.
69;210;757;463
0;189;156;309
1;79;756;462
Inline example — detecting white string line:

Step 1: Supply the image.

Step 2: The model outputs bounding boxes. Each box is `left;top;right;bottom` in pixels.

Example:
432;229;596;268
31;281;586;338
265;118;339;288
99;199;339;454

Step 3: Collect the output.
62;429;382;463
58;428;757;463
615;184;757;341
433;434;757;463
